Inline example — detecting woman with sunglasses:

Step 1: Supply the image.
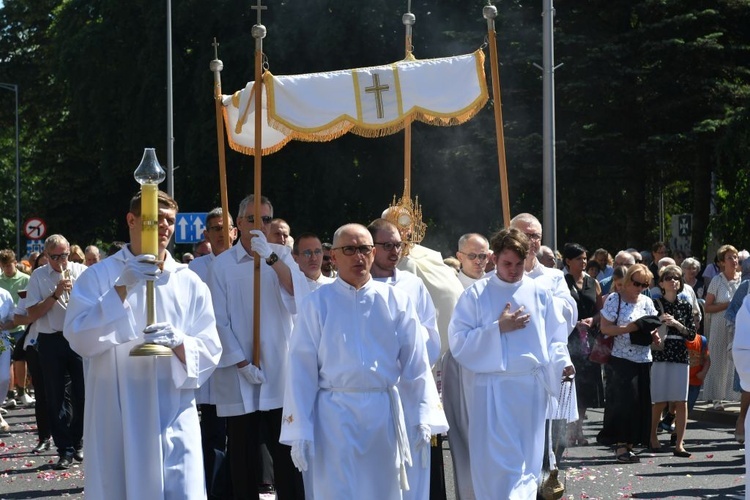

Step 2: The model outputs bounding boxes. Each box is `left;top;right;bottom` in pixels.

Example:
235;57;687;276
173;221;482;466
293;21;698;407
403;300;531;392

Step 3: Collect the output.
703;244;742;410
599;264;659;463
648;265;696;457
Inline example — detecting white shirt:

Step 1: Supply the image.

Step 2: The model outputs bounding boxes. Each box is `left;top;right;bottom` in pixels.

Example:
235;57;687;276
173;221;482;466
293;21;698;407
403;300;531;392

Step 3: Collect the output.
457;270;481;290
208;242;296;415
188;253;215;282
27;262;87;333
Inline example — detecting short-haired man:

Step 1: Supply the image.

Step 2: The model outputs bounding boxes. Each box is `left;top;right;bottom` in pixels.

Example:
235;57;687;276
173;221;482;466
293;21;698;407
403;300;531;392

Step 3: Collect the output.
320;242;337;278
599;250;636;295
0;249;32;407
292;232;334;291
208;194;305;499
84;246;101;266
449;227;573;499
538;245;557;269
455;233;491;289
64;190;221;498
280;223;446;498
592;248;613;282
188;206;237;494
368;218;444;499
26;235;88;469
268;218;291;247
189;208;237;283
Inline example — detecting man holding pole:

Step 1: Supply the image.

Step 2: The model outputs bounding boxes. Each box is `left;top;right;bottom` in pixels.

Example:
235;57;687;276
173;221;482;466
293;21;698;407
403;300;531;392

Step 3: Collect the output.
208;194;304;500
64;190;222;498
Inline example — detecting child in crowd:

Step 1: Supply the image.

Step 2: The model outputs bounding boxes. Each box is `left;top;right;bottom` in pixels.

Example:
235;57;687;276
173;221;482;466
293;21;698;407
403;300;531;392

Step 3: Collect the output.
687;333;711;412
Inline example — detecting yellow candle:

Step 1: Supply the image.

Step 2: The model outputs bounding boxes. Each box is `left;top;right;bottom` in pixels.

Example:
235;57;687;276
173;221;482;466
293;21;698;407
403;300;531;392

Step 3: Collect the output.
141;183;159;257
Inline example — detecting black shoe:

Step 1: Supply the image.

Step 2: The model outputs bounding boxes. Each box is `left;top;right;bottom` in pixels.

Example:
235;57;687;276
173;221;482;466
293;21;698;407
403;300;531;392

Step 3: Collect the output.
31;438;51;454
73;449;83;462
54;454;74;470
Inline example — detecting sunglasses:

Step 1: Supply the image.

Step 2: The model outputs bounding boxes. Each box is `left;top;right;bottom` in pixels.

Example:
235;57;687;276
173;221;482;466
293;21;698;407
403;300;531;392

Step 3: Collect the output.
244;215;273;225
631;278;650;288
48;253;70;261
661;275;681;282
459;251;489;261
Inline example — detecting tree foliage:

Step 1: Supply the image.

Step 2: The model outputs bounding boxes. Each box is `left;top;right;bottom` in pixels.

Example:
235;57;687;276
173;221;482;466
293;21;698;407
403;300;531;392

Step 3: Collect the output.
0;0;749;261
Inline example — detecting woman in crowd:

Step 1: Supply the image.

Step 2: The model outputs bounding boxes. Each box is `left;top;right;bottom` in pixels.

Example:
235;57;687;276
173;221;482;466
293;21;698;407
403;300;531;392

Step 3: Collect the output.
681;257;705;300
649;265;696;457
703;245;741;409
599;264;659;463
68;245;85;264
563;243;604;446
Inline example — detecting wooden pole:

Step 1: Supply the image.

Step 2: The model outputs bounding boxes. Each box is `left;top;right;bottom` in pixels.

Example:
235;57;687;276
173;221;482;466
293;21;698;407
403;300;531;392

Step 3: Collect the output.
484;5;511;227
210;39;232;246
402;7;415;200
250;1;267;368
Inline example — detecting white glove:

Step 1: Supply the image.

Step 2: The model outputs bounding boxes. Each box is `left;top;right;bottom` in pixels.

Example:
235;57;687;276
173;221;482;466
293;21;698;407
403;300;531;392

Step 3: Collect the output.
250;230;273;259
291;440;313;472
413;424;432;469
115;255;160;289
238;363;266;384
143;322;185;349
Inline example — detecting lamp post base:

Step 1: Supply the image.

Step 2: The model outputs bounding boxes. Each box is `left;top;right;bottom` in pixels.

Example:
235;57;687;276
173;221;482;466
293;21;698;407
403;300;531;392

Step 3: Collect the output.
129;342;173;357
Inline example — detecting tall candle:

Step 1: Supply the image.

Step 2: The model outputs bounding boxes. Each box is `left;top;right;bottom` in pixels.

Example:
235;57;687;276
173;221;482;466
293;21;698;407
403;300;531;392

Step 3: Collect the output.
141;183;159;257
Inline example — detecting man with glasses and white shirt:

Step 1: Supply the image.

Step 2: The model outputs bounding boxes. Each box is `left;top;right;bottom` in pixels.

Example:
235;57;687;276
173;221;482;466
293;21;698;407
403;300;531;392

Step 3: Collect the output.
280;223;446;499
455;233;491;289
25;234;87;470
292;233;334;291
208;194;305;499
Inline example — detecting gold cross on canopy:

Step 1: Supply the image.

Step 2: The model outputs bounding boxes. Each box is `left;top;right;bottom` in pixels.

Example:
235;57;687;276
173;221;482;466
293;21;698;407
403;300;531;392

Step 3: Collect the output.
365;73;390;119
251;0;267;25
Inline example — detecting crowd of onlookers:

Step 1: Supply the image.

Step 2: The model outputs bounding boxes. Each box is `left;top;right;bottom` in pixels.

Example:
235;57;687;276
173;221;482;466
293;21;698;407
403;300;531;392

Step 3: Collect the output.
482;241;744;462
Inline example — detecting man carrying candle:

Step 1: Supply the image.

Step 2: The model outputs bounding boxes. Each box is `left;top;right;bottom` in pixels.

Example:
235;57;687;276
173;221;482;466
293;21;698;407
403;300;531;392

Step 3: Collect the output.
63;190;222;498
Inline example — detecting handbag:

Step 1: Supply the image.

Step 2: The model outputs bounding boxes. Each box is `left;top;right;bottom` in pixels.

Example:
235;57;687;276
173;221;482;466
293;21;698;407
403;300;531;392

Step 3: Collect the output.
588;293;621;364
651;299;667;351
539;379;573;500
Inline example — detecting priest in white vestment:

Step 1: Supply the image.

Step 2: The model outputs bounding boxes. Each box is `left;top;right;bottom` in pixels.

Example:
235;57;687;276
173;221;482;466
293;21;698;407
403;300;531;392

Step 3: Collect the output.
450;228;573;499
64;191;222;500
280;224;448;500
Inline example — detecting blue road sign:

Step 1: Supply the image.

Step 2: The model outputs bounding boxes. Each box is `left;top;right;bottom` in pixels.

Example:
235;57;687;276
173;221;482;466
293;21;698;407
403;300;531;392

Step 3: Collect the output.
175;212;207;244
26;239;44;256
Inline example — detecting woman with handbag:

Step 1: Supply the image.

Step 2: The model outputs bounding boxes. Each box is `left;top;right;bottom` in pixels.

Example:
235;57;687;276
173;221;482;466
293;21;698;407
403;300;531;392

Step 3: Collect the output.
648;265;696;457
599;264;660;463
562;244;604;446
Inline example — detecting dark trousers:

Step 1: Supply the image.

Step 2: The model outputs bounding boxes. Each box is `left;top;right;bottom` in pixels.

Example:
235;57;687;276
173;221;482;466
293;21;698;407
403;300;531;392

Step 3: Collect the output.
199;404;227;497
226;409;304;500
607;356;652;446
24;346;51;441
430;434;447;500
37;334;84;456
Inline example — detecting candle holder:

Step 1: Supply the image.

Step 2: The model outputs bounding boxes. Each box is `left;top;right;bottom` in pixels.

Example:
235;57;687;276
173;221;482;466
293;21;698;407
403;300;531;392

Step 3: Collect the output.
129;148;172;357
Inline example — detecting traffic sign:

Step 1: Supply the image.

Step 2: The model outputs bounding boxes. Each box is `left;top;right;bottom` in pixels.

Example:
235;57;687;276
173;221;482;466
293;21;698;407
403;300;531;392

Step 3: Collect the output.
23;217;47;240
26;239;44;256
175;212;207;244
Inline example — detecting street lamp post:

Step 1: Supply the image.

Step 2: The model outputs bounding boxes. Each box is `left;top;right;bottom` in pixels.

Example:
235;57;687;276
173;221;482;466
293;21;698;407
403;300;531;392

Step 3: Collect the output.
0;83;21;260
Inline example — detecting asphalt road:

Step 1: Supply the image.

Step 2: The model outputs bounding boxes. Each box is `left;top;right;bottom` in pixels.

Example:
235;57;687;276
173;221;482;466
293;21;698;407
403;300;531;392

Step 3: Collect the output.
0;402;744;499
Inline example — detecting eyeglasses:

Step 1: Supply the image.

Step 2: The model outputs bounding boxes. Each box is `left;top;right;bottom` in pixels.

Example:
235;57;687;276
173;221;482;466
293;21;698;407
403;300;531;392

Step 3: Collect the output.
375;242;404;252
244;215;273;225
48;253;70;261
459;251;489;261
332;245;374;256
300;249;323;258
631;278;650;288
524;233;542;241
661;275;681;282
207;225;232;233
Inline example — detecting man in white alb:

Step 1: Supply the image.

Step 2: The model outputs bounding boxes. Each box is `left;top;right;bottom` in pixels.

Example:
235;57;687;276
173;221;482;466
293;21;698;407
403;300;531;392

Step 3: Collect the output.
455;233;491;289
64;190;222;498
292;232;335;291
449;228;573;499
280;223;447;500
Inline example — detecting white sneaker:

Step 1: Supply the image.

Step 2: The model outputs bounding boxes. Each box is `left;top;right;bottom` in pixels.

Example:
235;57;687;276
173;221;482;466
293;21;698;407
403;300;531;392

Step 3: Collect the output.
3;399;17;409
20;393;35;406
0;416;9;433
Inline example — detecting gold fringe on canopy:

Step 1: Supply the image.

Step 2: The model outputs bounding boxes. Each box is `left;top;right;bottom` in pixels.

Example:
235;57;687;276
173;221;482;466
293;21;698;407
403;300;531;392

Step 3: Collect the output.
222;50;488;156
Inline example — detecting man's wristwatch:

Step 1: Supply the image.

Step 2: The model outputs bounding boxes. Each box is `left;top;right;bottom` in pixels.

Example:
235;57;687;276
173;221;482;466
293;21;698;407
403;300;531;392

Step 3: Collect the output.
265;252;278;266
